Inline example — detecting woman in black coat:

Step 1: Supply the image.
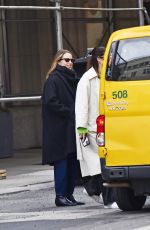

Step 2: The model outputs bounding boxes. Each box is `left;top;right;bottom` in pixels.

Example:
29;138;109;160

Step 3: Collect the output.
42;49;84;207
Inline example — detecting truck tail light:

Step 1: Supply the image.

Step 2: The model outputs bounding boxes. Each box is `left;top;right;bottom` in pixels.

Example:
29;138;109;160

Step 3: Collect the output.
96;115;105;146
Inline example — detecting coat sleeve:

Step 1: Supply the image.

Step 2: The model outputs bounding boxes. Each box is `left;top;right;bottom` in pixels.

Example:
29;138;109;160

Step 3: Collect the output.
75;75;90;129
42;77;70;118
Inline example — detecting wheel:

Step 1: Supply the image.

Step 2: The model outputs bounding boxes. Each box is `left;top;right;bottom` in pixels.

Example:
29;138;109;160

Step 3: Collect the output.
114;187;146;211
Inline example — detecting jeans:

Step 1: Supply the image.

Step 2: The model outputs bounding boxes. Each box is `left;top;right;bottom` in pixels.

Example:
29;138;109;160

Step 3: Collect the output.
54;152;77;197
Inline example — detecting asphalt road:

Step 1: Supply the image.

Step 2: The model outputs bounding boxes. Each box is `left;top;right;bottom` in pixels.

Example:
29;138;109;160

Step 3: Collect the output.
0;184;150;230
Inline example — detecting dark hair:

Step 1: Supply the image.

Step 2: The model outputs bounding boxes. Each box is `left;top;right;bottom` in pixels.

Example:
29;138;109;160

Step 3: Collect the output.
87;46;105;73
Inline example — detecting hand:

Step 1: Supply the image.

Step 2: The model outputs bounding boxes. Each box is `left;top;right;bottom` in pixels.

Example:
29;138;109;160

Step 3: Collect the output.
79;133;87;142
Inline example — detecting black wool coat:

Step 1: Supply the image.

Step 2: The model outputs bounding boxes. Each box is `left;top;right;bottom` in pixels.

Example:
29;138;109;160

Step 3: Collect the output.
42;65;79;165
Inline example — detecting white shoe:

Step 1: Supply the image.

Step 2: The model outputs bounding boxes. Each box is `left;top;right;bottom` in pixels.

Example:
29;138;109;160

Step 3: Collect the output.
83;189;104;204
104;202;119;209
83;188;88;195
100;194;103;202
91;194;103;204
91;195;100;203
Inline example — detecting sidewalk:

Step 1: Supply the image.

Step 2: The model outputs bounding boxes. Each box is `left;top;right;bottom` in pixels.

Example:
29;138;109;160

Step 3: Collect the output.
0;148;53;195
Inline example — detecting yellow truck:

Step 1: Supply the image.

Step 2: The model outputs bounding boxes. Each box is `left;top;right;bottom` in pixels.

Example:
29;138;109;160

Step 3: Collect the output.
96;25;150;211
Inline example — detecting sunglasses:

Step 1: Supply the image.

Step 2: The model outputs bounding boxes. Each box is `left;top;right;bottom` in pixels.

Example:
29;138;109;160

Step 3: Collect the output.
60;58;75;63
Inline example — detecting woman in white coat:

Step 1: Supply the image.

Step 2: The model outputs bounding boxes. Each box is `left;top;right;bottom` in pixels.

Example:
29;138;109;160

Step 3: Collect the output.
75;47;117;208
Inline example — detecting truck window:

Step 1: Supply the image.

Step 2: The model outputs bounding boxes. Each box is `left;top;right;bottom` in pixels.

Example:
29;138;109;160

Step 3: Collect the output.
106;37;150;81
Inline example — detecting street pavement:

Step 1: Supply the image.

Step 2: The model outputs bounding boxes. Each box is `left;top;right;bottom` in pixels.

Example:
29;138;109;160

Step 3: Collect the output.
1;149;150;230
0;148;52;195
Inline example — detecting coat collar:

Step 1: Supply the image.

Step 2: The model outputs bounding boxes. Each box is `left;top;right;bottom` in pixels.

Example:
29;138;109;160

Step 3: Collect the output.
87;67;98;80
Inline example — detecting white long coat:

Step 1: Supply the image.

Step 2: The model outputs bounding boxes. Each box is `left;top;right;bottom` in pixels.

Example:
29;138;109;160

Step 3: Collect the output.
75;67;101;177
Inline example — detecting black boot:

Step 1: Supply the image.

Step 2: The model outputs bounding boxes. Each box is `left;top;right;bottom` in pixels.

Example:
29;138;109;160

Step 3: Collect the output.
67;195;85;205
55;195;76;207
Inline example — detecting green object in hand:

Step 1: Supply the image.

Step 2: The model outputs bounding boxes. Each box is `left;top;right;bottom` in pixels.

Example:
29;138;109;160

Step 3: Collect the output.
77;127;88;134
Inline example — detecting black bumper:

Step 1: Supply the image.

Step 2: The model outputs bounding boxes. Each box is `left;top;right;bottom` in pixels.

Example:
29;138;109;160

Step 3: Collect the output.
101;158;150;182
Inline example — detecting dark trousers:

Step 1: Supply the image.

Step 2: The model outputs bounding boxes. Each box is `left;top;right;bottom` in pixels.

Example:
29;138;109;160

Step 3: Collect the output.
54;152;77;197
83;174;115;205
97;174;115;205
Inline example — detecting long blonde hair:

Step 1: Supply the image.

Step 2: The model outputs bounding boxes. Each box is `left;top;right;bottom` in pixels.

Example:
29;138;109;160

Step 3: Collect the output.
46;49;72;79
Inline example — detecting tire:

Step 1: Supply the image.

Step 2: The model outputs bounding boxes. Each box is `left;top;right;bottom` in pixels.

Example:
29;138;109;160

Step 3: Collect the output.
114;187;146;211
